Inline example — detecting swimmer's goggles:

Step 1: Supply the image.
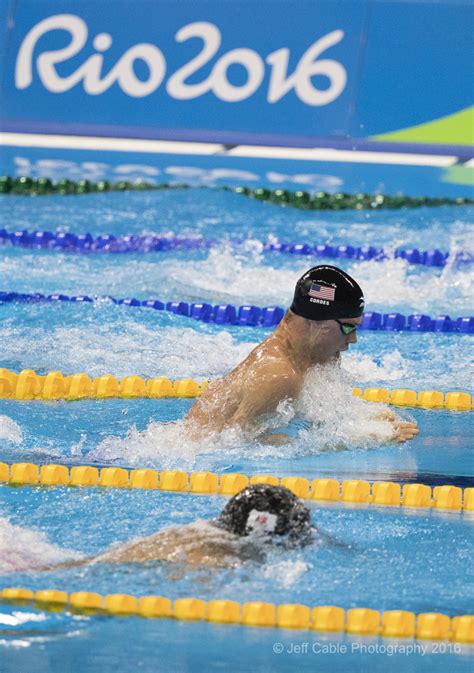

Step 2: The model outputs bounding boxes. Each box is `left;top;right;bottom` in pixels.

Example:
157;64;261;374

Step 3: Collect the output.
335;319;359;335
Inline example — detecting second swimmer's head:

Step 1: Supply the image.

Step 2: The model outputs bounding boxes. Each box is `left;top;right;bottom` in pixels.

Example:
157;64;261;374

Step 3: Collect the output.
215;484;313;547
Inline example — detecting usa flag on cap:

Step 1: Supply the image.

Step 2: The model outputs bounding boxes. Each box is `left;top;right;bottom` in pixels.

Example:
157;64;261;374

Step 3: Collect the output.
308;283;336;301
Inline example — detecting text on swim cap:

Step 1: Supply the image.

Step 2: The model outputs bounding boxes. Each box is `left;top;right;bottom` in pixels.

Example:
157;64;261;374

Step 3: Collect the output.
309;298;330;306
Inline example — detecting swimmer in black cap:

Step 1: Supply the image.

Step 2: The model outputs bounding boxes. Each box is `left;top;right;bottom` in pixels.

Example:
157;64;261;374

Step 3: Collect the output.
40;485;313;570
215;483;313;548
186;265;418;443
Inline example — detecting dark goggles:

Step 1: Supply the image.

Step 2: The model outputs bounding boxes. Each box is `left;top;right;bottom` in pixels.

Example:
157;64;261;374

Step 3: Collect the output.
336;319;359;335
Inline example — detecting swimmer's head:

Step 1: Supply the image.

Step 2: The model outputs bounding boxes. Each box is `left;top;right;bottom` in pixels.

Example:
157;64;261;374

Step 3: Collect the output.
215;484;313;547
290;265;364;322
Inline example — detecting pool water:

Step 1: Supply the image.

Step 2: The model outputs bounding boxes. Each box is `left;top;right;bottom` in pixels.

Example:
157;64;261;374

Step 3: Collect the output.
0;188;473;672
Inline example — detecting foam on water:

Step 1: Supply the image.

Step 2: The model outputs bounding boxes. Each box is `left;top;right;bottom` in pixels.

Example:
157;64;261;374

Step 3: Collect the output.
0;518;82;575
2;297;471;390
0;244;296;304
87;417;248;468
147;248;474;314
293;364;396;449
344;338;474;390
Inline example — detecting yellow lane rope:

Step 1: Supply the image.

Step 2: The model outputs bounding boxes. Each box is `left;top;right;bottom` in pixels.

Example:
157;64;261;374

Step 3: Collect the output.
1;462;472;511
0;588;472;644
0;368;472;410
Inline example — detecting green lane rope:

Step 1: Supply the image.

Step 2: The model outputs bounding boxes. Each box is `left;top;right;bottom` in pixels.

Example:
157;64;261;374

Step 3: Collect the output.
0;176;472;210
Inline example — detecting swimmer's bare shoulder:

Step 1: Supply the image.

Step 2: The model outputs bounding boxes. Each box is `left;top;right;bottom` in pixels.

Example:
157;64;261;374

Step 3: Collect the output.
187;351;301;434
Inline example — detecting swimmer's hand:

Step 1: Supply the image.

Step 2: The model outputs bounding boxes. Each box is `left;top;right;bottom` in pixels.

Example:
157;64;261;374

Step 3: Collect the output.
391;420;419;442
372;409;419;442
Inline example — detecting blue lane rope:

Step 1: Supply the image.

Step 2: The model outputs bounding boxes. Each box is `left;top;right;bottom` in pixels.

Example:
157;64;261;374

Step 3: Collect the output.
1;229;472;268
1;291;473;333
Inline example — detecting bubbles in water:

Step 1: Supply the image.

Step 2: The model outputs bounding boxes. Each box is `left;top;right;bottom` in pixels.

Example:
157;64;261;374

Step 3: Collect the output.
0;416;23;444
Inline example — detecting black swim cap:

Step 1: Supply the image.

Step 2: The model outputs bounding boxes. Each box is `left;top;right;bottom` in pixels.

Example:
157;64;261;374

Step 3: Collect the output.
290;265;364;321
215;484;312;547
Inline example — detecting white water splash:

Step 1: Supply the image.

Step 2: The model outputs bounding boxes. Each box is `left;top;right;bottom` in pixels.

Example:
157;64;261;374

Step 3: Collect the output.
294;364;396;450
0;518;82;574
0;417;23;444
262;559;310;588
161;244;298;305
88;418;249;468
342;350;410;383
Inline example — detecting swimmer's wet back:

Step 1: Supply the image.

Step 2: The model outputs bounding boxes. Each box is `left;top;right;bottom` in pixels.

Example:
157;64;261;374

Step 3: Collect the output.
214;484;313;547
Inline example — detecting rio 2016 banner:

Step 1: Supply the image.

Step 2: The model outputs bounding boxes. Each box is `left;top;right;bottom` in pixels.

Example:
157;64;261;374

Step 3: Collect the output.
1;0;473;154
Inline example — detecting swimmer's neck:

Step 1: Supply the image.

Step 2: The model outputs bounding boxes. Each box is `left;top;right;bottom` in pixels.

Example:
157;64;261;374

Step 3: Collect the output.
270;316;335;373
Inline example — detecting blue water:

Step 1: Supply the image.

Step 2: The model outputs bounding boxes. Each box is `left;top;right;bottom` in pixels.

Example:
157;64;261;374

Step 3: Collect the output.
1;617;472;673
1;189;473;671
1;190;473;247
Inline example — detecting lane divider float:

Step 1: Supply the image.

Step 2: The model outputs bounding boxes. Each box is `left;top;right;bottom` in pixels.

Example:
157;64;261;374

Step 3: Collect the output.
1;227;472;269
0;462;473;511
0;368;471;410
1;175;472;211
0;587;472;644
1;292;473;333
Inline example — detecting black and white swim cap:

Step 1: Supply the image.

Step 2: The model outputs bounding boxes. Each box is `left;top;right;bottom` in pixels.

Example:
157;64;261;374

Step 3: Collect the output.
290;265;365;321
215;484;312;547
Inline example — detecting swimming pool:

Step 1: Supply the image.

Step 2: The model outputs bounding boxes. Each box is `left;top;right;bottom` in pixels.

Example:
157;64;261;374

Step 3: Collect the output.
0;187;473;672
